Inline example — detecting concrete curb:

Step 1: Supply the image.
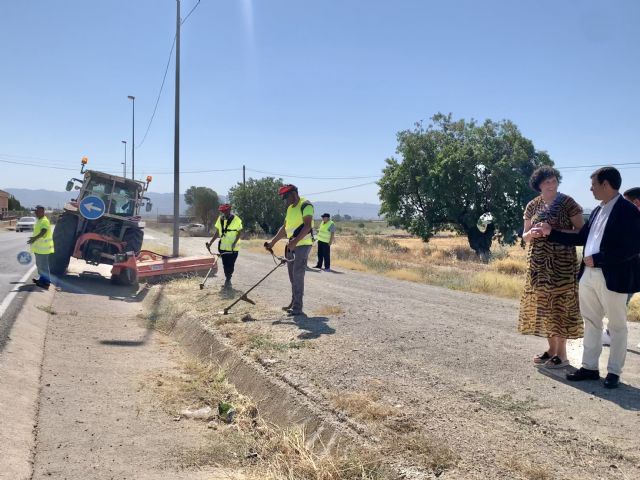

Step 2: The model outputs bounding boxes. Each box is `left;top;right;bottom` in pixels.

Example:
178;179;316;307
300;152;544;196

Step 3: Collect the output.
0;285;54;480
151;290;356;450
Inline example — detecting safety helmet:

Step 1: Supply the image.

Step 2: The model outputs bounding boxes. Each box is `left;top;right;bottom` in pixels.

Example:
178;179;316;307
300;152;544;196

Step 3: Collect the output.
218;203;231;212
278;184;298;196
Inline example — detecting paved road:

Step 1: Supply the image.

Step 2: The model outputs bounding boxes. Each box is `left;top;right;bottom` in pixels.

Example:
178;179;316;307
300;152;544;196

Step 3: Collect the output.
0;229;37;351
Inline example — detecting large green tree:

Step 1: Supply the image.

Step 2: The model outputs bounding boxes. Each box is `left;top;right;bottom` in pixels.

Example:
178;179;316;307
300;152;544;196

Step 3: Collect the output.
184;186;219;233
378;113;553;260
228;177;286;234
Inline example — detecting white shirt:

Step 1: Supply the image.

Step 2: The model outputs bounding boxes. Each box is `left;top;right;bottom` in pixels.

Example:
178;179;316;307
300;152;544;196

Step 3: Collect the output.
584;194;620;258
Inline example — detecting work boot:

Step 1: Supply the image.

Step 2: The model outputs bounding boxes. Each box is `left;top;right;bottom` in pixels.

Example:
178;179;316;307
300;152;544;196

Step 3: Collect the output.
34;279;50;290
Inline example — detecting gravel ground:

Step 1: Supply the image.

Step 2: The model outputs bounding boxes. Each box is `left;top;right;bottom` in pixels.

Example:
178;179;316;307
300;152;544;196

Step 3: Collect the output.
162;231;640;479
29;260;245;480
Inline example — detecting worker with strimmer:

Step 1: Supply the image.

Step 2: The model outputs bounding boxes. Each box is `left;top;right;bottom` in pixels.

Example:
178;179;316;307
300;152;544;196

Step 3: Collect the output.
264;184;314;317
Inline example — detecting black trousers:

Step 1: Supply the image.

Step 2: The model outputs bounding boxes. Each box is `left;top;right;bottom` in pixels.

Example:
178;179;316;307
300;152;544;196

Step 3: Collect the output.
220;251;239;280
316;241;330;269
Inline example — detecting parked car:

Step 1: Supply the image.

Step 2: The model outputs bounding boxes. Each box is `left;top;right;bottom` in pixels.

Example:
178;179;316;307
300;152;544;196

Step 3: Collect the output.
16;216;36;232
179;223;205;233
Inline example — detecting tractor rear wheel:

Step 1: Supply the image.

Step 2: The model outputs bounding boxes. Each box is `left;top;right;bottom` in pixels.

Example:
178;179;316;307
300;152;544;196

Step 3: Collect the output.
122;227;143;255
50;213;79;275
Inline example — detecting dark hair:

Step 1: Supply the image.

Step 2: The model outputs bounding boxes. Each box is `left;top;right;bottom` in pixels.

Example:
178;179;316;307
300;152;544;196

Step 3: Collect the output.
591;166;622;190
529;166;561;192
624;187;640;201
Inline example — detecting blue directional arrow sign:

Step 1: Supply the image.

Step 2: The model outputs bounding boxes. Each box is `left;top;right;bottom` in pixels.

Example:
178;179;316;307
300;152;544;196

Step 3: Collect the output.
79;195;106;220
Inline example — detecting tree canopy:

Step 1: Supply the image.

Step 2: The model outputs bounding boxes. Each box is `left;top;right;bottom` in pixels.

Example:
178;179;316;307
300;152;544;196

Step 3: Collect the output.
8;195;23;211
184;186;219;232
378;113;553;259
228;177;287;234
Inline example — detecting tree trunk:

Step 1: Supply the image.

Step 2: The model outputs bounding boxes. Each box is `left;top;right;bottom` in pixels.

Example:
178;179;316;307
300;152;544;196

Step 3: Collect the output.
466;223;494;263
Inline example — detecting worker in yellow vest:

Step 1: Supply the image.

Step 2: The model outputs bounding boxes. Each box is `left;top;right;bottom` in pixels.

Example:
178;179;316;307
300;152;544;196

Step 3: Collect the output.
313;213;336;271
27;205;55;289
264;184;314;316
206;203;243;289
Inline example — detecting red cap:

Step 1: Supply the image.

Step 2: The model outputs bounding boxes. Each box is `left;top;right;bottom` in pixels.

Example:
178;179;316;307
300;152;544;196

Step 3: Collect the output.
218;203;231;212
278;184;297;196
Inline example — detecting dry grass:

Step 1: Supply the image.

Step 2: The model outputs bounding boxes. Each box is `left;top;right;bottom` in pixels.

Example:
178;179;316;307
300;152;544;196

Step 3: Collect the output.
470;271;524;299
313;305;345;316
491;258;527;275
150;357;391;479
394;432;458;475
331;392;394;422
504;457;552;480
143;278;458;479
36;305;57;315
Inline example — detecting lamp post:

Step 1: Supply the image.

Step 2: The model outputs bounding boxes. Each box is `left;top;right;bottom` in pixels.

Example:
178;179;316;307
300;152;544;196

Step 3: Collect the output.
121;140;127;178
127;95;135;180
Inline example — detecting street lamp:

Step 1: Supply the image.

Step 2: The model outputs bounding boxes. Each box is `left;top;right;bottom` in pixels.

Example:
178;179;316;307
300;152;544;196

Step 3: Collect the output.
127;95;135;180
121;140;127;178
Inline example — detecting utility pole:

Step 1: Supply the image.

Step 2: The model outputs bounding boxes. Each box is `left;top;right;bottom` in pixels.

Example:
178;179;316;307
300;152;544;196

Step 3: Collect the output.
243;165;246;187
172;0;181;257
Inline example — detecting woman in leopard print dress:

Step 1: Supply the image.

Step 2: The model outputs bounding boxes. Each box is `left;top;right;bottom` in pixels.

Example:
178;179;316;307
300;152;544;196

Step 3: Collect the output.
518;166;584;368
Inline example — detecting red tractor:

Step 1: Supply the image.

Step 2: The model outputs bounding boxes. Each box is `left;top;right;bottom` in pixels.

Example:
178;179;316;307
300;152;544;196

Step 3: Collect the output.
50;157;153;285
51;158;217;286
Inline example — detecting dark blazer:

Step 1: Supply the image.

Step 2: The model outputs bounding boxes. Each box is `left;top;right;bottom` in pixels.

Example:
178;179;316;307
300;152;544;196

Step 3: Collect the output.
548;195;640;293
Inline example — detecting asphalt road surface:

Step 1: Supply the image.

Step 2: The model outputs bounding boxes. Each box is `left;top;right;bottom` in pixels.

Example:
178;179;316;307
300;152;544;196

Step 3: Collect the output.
0;229;37;351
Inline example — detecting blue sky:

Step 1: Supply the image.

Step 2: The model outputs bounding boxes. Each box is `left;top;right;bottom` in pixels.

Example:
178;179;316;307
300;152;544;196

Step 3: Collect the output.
1;0;639;209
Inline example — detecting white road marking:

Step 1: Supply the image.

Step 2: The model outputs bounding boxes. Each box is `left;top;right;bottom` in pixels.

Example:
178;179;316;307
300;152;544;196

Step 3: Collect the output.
0;265;36;320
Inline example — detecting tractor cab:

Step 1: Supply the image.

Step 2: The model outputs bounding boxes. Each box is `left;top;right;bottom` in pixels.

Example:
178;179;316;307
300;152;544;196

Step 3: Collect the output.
66;160;152;218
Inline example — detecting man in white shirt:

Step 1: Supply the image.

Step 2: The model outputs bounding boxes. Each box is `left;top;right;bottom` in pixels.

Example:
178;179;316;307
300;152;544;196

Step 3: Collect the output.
537;167;640;388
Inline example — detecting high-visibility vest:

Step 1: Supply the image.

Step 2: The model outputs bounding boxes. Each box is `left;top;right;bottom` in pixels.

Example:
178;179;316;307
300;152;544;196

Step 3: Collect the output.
215;214;242;252
285;198;314;247
317;220;334;244
32;216;55;255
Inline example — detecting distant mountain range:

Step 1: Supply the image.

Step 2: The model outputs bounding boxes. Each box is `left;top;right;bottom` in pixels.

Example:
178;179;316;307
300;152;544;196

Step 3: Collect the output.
4;188;382;220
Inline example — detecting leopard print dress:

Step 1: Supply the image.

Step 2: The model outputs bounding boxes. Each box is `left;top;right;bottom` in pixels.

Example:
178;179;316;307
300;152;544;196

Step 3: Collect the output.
517;193;584;339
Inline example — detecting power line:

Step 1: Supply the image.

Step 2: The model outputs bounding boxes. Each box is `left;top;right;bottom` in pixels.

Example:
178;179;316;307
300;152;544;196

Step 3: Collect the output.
558;162;640;170
135;36;176;150
246;168;380;180
181;0;201;25
306;181;378;196
134;1;201;150
138;167;242;175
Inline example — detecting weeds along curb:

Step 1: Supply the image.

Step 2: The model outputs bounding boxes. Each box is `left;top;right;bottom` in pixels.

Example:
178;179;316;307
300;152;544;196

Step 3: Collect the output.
145;287;355;452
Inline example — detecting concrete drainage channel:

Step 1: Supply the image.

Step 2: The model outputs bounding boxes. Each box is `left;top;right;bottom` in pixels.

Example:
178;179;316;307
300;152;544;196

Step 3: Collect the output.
151;290;358;452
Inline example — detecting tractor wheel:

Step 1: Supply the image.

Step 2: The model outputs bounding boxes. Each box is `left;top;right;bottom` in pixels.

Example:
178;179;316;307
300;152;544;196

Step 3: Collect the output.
112;267;138;286
122;227;144;255
50;213;79;275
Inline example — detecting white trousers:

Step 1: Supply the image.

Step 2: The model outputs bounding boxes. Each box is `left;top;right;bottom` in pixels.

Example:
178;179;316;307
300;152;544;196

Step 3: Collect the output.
579;268;628;375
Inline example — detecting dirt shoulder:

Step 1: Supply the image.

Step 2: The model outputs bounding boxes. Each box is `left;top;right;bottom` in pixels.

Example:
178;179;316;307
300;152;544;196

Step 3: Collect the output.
26;261;244;480
148;230;640;479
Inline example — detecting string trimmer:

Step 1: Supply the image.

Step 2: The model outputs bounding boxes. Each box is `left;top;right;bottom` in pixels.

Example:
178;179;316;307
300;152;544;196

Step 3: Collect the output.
200;244;234;290
220;243;293;315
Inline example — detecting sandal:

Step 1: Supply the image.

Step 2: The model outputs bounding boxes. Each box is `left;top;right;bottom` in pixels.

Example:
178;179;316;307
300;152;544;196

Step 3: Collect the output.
533;351;552;365
544;355;570;369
